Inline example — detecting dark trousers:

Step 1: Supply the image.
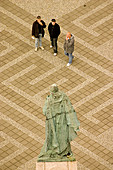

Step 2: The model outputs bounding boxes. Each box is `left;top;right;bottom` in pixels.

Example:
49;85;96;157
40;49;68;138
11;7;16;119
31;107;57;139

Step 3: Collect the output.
50;37;58;53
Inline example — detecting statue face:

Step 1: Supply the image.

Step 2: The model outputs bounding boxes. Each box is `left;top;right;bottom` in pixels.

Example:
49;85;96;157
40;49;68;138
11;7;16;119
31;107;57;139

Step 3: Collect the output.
50;86;58;93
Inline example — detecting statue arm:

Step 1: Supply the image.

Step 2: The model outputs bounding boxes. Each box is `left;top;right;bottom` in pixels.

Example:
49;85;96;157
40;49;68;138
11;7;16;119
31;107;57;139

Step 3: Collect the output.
43;96;49;116
65;95;80;130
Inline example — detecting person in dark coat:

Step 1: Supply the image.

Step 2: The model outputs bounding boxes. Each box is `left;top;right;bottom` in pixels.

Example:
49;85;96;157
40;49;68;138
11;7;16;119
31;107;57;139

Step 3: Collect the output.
32;16;46;51
64;32;74;66
48;19;60;56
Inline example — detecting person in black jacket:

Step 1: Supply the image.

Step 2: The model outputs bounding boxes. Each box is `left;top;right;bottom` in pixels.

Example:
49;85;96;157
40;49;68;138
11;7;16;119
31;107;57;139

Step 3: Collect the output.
48;19;60;56
32;16;46;51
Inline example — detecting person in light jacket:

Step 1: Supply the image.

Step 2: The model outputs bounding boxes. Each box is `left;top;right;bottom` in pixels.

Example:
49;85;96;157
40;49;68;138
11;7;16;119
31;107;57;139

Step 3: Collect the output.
64;32;74;66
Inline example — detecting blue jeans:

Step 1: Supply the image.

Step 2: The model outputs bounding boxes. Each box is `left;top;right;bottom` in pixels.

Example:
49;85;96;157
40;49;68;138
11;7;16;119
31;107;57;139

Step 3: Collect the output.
64;51;74;64
35;34;42;47
51;37;58;53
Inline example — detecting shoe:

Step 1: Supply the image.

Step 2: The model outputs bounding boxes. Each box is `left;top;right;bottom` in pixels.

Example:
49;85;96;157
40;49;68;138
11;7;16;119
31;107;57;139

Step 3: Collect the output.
67;152;73;158
54;53;57;56
50;45;53;48
35;47;38;51
67;63;71;66
40;46;44;50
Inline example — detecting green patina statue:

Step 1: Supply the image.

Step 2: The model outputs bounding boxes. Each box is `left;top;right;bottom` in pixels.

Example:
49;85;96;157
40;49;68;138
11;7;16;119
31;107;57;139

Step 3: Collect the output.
37;84;80;162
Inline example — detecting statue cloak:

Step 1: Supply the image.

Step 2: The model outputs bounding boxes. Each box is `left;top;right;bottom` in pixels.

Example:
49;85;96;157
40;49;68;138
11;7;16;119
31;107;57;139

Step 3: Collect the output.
38;89;80;161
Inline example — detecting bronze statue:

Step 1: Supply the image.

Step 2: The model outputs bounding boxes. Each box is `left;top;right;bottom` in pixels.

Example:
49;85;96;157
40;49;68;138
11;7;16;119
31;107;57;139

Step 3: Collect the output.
38;84;80;162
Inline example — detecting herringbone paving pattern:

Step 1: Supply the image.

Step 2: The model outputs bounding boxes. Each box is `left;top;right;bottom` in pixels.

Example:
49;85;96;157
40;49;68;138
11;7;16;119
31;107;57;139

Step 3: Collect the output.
0;0;113;169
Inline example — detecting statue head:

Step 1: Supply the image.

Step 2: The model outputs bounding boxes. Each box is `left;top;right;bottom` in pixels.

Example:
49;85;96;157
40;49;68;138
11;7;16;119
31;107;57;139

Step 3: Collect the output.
50;84;59;93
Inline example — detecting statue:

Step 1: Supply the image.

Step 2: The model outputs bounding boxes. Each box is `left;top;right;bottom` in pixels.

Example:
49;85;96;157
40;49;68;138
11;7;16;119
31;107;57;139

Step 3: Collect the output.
37;84;80;162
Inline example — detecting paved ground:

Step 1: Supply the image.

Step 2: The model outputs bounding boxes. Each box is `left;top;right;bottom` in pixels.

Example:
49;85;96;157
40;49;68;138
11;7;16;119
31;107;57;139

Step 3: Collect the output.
0;0;113;169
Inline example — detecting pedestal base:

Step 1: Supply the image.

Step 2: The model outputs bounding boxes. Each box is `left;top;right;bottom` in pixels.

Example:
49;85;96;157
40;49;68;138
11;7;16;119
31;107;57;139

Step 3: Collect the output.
36;161;77;170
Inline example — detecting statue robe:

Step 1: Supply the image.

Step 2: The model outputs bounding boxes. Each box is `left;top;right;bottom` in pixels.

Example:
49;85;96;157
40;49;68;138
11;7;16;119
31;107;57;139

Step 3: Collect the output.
38;90;80;161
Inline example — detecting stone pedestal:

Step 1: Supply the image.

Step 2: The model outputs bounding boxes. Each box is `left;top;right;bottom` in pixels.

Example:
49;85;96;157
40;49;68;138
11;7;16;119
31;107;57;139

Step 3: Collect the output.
36;161;77;170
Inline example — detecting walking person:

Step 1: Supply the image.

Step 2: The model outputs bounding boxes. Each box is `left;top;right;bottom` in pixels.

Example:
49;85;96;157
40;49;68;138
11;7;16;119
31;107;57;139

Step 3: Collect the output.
64;32;74;66
48;19;60;56
32;16;46;51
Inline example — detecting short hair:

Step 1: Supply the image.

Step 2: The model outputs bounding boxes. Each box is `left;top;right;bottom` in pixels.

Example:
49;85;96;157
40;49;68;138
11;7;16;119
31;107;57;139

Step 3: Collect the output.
51;19;56;22
37;16;41;19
